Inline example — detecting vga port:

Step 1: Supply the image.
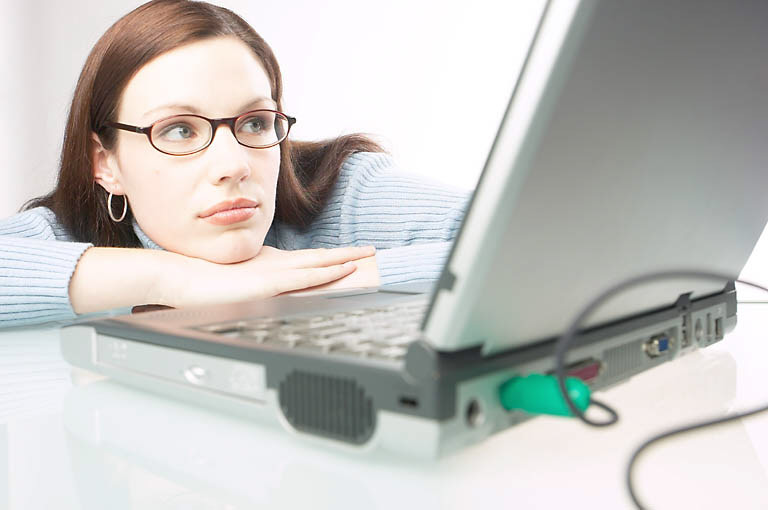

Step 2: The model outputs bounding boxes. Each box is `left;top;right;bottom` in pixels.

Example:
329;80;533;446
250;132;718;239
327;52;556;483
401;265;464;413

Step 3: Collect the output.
643;333;672;358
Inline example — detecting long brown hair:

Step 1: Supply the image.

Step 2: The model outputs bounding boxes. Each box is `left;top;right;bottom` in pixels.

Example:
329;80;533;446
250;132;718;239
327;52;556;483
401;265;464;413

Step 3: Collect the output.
23;0;382;247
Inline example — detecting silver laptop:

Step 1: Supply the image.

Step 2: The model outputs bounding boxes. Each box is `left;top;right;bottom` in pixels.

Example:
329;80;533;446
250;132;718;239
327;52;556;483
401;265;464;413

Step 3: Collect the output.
61;0;768;457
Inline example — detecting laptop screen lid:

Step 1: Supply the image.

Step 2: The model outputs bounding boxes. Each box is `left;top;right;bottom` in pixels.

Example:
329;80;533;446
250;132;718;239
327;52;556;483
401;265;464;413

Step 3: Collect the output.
422;0;768;356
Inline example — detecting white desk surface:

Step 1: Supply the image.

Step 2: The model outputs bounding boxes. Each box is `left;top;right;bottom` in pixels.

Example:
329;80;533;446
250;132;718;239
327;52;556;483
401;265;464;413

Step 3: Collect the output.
2;303;767;510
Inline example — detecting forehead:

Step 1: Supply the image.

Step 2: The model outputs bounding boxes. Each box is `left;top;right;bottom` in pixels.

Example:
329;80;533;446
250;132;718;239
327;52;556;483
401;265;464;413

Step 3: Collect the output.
119;36;274;123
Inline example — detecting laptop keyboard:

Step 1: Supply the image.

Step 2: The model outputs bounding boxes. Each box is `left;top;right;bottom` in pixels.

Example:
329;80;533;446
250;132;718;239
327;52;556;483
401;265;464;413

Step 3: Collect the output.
194;298;430;362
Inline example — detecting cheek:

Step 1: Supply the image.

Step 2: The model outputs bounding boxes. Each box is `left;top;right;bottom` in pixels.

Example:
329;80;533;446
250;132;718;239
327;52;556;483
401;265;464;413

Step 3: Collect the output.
266;148;281;180
118;147;192;229
130;176;188;214
254;148;281;193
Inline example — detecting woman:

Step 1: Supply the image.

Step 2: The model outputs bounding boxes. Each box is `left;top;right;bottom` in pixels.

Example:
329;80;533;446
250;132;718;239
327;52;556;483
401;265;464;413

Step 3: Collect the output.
0;0;468;328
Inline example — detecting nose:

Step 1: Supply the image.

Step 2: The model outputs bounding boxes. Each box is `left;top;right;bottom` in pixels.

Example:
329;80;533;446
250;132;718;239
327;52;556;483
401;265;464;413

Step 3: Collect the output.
205;124;251;185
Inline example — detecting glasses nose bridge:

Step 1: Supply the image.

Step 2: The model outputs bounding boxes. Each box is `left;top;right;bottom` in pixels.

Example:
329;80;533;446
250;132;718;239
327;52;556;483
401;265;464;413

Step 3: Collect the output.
208;116;239;144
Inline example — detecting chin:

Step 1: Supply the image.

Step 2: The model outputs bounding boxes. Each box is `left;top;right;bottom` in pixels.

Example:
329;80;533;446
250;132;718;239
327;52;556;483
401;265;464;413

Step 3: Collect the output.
200;234;265;264
169;226;267;264
199;243;262;264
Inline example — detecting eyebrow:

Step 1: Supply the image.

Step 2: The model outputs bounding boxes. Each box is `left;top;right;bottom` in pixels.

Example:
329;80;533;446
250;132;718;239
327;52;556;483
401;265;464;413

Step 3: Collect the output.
141;96;277;121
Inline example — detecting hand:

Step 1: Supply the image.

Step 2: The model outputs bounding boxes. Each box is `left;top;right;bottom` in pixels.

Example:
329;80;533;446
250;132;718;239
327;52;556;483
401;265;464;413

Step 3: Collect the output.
156;245;376;308
282;254;380;295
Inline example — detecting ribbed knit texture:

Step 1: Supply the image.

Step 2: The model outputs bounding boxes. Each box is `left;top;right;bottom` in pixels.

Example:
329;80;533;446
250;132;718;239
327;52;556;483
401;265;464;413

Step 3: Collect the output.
0;152;470;328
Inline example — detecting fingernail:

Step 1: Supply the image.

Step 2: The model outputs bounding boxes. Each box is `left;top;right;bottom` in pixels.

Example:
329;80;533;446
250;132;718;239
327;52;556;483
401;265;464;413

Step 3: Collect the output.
343;261;356;268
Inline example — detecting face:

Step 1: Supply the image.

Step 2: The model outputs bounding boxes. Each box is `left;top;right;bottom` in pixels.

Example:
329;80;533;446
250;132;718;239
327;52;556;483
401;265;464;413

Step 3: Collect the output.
95;36;281;264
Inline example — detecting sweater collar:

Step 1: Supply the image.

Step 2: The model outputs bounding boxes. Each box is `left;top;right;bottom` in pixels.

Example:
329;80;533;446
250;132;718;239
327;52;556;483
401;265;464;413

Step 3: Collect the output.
132;218;164;250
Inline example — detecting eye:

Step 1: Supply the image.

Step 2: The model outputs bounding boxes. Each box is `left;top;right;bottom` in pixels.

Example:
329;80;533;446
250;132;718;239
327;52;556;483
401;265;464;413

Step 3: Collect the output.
157;122;198;140
239;113;271;134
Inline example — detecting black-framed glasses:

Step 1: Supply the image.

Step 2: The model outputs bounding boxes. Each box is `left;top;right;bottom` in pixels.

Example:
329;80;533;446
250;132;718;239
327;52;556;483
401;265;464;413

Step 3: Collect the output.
103;109;297;156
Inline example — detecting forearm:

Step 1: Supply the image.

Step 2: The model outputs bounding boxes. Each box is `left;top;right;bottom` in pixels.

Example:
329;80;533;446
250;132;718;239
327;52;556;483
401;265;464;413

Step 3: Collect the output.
68;247;183;314
375;242;453;285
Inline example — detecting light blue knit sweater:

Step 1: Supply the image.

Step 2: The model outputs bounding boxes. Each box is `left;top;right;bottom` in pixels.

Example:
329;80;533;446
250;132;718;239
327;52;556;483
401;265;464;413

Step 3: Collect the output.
0;152;470;328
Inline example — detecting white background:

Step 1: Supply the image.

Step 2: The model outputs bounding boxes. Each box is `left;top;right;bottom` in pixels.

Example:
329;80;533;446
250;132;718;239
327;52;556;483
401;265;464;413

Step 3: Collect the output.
1;0;767;288
0;0;546;216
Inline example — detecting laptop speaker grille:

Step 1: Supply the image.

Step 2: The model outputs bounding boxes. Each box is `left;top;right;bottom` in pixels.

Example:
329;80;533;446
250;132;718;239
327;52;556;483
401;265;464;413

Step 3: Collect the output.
278;371;375;444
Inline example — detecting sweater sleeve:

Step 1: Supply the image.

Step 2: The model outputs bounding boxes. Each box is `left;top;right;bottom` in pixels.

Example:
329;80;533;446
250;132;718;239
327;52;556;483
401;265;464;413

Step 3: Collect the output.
306;152;472;285
0;208;92;328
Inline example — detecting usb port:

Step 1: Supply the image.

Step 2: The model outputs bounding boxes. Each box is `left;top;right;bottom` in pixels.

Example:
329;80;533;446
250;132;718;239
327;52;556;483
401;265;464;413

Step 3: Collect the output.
715;317;723;340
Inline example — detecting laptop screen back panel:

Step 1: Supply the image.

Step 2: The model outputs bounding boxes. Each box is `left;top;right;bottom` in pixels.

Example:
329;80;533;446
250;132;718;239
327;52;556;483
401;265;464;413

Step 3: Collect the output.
425;0;768;355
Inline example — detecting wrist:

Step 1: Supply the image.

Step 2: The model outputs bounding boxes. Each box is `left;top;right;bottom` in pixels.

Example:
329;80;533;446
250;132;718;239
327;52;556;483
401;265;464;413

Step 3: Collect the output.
145;250;193;307
70;247;189;314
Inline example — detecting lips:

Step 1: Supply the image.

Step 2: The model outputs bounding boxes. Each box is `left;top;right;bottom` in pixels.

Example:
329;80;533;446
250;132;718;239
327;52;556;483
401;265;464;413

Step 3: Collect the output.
198;198;259;219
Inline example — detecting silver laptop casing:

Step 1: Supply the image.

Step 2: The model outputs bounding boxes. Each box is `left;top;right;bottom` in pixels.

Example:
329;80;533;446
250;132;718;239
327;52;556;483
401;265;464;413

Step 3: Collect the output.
426;0;768;355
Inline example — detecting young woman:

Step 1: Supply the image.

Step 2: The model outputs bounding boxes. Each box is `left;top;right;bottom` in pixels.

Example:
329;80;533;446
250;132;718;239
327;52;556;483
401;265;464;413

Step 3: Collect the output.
0;0;469;328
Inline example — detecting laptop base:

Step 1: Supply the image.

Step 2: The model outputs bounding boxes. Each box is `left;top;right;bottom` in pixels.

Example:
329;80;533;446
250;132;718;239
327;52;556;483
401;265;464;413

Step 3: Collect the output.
61;284;735;458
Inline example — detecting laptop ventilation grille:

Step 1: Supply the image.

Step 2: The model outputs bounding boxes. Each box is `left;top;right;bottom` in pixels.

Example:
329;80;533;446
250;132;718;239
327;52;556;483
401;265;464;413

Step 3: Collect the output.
278;371;375;445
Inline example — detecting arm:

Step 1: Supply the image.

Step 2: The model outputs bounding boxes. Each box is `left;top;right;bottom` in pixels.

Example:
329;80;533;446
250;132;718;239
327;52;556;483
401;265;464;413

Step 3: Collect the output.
1;210;182;321
67;247;182;314
0;208;94;327
302;152;471;285
0;207;373;328
69;245;374;313
1;237;92;327
0;208;169;327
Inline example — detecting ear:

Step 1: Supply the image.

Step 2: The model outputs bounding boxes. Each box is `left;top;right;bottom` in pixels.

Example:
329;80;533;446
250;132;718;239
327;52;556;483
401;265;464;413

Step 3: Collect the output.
91;132;125;195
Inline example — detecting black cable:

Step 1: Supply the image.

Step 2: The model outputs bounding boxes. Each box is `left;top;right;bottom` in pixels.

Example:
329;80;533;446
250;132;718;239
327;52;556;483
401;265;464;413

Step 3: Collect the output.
626;401;768;510
552;271;768;509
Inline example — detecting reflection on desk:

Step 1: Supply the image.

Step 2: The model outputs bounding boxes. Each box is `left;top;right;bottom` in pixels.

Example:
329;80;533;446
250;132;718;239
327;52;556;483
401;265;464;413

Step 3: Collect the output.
2;305;768;509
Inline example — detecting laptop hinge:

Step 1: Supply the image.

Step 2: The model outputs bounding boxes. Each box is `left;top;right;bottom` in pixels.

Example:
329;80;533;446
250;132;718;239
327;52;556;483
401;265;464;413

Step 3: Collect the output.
436;270;457;292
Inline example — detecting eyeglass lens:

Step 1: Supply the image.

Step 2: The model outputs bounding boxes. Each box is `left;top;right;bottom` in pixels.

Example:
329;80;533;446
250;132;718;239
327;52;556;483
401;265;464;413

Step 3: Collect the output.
150;111;289;155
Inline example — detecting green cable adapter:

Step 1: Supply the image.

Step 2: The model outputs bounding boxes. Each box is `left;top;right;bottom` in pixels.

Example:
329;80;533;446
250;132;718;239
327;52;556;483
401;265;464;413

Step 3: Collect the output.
499;373;591;417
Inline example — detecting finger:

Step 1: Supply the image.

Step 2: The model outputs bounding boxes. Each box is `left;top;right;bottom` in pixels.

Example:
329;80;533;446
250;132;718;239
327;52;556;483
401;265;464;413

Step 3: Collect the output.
270;262;358;295
285;245;376;269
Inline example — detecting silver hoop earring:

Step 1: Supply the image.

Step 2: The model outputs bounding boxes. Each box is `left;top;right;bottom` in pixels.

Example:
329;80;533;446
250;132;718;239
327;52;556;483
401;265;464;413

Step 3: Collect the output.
107;192;128;223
